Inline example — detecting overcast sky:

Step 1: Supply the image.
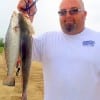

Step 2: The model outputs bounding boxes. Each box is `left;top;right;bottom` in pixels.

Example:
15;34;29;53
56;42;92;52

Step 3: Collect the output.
0;0;100;38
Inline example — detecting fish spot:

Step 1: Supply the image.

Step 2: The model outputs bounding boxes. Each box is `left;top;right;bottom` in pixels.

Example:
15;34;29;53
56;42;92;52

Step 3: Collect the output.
13;26;19;32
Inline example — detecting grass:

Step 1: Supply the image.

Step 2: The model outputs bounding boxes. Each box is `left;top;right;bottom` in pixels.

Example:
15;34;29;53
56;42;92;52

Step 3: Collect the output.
0;47;4;53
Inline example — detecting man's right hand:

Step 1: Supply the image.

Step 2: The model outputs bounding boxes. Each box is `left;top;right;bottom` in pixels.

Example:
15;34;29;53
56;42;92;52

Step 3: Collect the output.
17;0;37;22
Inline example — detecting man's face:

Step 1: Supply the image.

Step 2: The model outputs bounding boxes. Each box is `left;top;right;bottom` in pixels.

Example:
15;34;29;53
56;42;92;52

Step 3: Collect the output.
59;0;87;35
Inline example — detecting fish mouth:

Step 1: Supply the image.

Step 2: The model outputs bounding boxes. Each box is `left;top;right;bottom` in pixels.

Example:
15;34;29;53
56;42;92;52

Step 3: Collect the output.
11;11;18;18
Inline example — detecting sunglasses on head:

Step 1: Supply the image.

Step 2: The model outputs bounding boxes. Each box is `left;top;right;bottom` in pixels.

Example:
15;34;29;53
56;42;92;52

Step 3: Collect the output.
58;7;83;16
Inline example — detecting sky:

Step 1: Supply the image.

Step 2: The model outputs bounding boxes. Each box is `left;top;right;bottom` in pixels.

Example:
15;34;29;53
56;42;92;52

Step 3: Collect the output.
0;0;100;39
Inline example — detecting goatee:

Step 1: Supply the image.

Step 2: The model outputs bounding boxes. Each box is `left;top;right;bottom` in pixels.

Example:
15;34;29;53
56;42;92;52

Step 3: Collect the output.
65;23;76;32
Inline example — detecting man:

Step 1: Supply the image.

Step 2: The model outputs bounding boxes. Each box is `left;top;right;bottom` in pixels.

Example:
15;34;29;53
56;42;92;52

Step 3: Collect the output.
18;0;100;100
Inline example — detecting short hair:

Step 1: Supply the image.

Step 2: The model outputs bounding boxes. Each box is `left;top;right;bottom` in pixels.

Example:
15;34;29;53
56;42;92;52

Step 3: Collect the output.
59;0;85;10
77;0;85;10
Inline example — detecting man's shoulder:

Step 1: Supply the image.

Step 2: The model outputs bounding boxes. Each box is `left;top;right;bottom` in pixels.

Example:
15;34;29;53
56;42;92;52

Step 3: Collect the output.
85;27;100;37
85;28;100;39
33;31;62;39
42;31;61;36
86;28;100;45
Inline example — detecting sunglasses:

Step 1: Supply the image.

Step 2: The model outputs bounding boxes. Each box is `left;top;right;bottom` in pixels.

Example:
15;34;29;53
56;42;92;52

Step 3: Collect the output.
58;7;82;16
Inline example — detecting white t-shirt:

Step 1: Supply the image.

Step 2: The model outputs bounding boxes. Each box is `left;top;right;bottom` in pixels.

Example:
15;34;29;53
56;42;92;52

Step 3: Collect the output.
32;28;100;100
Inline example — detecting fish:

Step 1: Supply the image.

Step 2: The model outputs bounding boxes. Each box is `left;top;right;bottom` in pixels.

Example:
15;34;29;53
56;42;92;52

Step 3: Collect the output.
18;13;33;92
3;11;34;87
3;11;20;86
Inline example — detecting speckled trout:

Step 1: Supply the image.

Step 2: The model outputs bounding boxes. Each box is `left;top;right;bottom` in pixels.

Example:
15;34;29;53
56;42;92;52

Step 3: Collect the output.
3;11;34;87
3;11;20;86
19;12;33;92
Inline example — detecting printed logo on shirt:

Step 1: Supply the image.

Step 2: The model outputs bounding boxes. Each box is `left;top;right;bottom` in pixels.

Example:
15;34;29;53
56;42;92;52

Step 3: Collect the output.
82;40;95;47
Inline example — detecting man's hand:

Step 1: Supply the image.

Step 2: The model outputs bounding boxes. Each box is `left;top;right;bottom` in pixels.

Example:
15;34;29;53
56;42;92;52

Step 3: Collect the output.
17;0;37;22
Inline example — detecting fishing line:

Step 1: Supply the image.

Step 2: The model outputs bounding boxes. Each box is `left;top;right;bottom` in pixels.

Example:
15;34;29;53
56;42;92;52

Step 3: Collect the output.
22;0;38;16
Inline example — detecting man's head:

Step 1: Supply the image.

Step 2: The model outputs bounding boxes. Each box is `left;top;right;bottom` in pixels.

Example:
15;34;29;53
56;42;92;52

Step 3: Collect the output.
59;0;87;35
